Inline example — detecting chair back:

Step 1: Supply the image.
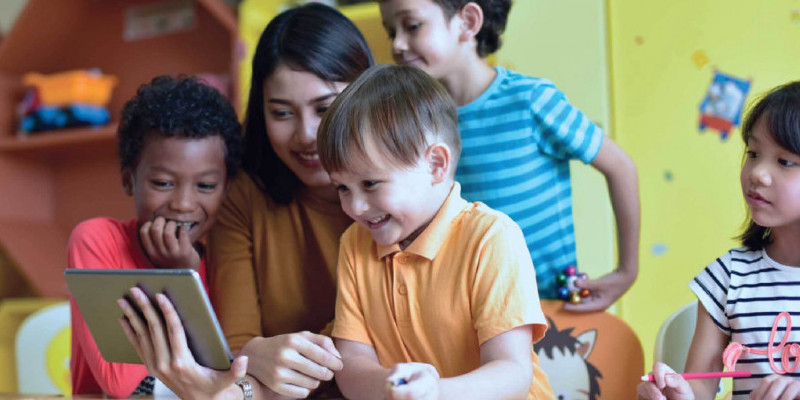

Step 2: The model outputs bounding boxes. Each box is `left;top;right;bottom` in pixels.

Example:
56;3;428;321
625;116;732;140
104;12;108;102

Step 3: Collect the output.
15;301;71;394
538;300;644;400
654;301;697;372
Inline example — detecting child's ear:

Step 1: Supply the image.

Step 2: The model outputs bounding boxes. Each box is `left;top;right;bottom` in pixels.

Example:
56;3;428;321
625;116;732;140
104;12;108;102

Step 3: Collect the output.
121;169;134;196
426;143;452;185
458;2;484;42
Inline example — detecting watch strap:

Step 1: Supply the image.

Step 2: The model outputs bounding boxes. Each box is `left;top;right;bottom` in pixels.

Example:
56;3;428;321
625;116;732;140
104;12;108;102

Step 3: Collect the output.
235;378;253;400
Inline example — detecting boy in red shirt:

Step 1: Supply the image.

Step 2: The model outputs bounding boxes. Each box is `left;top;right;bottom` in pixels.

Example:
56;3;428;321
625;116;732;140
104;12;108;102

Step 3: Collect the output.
68;76;242;398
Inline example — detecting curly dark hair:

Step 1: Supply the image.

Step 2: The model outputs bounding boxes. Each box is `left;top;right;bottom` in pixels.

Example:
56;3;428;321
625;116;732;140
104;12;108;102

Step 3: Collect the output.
738;81;800;250
117;75;243;178
243;3;374;204
433;0;512;57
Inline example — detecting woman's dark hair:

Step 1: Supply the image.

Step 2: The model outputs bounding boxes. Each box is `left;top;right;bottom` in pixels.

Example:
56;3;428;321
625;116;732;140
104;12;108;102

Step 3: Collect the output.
242;3;374;204
738;81;800;250
118;75;243;178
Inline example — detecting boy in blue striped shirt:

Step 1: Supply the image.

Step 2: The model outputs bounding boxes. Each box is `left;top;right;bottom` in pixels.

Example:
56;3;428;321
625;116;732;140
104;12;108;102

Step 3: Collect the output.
379;0;640;311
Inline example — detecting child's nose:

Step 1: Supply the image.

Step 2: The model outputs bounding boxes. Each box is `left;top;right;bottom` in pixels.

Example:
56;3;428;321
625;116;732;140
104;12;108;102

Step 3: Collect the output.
392;33;408;56
169;187;196;212
348;194;368;216
750;164;772;186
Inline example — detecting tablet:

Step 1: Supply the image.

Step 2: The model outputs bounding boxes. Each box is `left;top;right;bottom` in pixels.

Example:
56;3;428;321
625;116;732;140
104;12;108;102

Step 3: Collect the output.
65;268;232;370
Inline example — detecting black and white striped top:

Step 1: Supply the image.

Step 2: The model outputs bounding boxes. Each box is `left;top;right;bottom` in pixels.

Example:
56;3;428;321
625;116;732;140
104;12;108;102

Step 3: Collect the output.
689;247;800;399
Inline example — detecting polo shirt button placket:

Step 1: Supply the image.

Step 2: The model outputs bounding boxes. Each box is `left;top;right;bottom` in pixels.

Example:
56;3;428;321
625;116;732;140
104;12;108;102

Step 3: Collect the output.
398;283;408;295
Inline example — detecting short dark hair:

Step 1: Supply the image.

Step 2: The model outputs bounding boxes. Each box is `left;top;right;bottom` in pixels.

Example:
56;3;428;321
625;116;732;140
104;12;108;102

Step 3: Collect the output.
738;81;800;250
242;3;375;204
318;64;461;174
117;75;243;178
434;0;511;57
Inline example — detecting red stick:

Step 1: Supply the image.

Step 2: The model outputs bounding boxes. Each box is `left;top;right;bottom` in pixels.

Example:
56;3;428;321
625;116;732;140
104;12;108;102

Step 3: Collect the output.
641;370;752;382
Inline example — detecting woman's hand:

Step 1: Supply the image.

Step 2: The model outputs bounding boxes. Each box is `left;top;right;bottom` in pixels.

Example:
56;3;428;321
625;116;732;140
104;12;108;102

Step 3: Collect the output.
637;362;695;400
385;362;440;400
118;287;246;400
140;216;201;269
241;331;343;398
750;375;800;400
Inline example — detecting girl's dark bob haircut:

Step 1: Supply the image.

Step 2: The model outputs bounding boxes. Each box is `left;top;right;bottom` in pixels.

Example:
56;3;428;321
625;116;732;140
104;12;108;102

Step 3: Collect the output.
738;81;800;250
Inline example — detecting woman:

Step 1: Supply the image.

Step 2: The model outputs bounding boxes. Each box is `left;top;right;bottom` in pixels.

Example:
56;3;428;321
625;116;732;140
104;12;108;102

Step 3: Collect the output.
119;4;374;399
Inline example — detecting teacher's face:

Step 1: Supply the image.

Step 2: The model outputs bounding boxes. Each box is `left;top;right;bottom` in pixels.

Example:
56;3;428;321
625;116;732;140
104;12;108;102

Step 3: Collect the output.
263;63;348;188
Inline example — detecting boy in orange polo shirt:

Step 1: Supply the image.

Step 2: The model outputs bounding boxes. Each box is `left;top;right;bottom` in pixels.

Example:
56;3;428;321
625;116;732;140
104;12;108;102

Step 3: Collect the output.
317;64;554;400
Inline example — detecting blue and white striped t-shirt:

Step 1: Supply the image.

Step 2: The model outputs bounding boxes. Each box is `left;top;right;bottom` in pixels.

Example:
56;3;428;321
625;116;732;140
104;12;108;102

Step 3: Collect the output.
456;67;603;298
689;248;800;399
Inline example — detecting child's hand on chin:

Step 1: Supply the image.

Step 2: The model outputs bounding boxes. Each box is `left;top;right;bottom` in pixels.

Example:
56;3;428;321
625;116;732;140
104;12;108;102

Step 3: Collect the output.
140;216;201;269
750;375;800;400
637;362;694;400
385;362;440;400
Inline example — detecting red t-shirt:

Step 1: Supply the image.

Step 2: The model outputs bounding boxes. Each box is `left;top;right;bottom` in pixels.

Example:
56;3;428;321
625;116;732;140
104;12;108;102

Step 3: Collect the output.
68;217;208;398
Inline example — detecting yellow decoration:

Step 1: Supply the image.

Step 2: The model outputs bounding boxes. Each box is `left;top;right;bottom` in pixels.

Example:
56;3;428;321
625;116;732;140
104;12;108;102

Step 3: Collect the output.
691;50;710;69
46;327;71;395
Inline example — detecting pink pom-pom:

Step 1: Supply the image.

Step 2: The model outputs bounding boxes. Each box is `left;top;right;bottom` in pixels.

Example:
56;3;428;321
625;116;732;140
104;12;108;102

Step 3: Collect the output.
723;342;744;371
565;265;577;276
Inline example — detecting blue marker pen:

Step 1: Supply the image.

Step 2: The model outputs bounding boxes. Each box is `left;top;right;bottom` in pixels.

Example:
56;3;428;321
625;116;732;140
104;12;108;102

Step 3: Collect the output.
391;378;408;387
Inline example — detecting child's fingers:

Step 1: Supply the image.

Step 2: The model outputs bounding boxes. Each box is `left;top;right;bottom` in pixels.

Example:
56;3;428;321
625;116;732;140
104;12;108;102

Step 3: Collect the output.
386;363;438;390
663;374;693;397
119;316;153;365
129;288;171;364
636;382;666;400
573;275;600;290
155;293;191;361
389;371;437;400
776;379;800;400
177;225;194;256
162;220;181;255
148;217;169;256
139;221;158;257
651;362;676;389
117;297;156;364
562;295;609;312
751;375;787;400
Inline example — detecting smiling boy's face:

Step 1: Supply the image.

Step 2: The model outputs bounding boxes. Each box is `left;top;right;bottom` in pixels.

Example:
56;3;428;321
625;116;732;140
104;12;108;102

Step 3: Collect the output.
329;134;449;248
123;134;228;244
380;0;464;80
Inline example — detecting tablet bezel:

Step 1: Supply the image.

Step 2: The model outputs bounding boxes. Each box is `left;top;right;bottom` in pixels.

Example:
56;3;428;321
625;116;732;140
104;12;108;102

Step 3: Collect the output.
65;268;232;370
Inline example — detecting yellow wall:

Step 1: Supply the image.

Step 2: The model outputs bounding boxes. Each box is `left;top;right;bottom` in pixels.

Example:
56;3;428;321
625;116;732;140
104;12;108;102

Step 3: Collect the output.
238;1;393;113
496;0;617;311
609;0;800;366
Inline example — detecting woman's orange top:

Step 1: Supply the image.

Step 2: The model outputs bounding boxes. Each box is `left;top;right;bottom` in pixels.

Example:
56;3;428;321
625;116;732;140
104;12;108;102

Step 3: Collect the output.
208;172;352;352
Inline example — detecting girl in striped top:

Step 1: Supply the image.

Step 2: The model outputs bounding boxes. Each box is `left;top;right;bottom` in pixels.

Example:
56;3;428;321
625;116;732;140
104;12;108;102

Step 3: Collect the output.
639;81;800;400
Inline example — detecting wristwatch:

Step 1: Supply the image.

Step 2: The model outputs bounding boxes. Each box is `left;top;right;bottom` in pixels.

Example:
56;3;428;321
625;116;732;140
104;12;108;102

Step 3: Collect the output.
235;378;253;400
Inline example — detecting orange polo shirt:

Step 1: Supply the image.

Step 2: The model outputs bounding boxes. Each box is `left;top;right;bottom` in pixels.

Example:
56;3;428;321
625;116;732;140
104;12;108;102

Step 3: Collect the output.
332;183;554;400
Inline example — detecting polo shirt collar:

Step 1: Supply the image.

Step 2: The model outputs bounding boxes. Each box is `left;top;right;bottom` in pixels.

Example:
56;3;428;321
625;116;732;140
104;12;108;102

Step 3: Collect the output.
376;182;469;260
